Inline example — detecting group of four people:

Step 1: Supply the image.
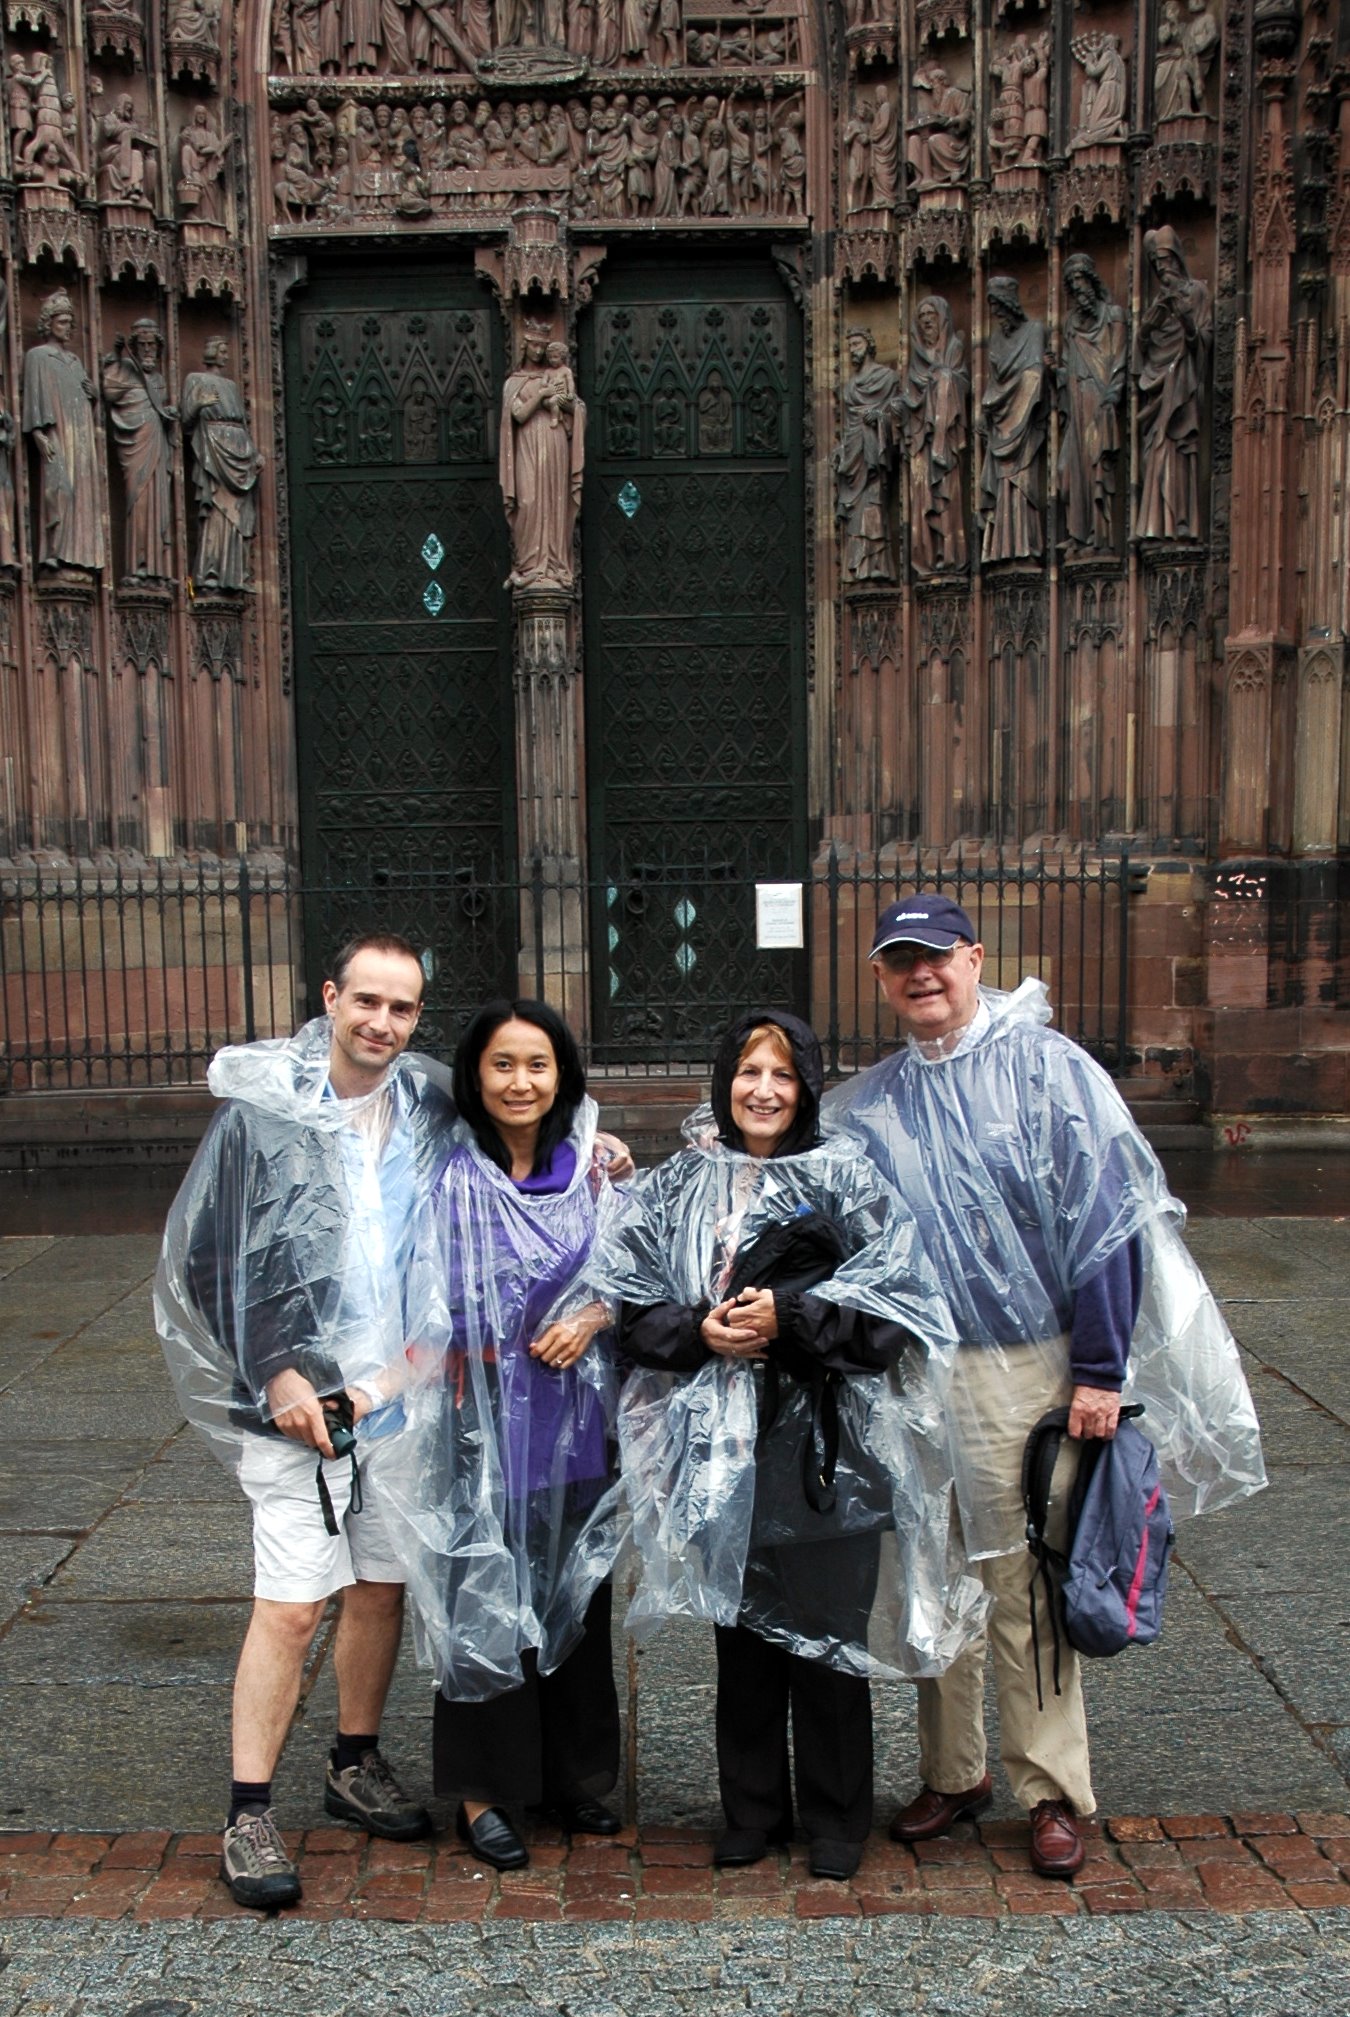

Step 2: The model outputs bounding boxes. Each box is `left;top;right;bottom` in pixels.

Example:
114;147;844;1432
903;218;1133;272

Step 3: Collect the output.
155;895;1263;1910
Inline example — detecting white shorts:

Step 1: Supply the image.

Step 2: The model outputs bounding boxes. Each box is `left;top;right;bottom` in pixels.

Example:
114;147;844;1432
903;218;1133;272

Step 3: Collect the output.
239;1432;406;1603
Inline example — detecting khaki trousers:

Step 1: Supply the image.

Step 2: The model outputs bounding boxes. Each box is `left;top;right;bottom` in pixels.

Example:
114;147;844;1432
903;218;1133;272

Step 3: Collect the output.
916;1341;1096;1817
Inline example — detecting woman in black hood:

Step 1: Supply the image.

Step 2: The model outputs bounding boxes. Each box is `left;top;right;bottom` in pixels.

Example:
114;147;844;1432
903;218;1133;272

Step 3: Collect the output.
590;1008;965;1882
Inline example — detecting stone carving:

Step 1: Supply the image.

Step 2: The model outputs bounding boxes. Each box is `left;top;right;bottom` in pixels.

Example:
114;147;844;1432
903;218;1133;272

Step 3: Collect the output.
833;327;901;584
102;320;177;584
182;341;263;592
97;92;161;207
272;0;722;72
900;296;968;576
167;0;223;76
7;50;85;190
1136;225;1212;542
1154;0;1218;126
87;0;145;62
990;33;1049;175
1070;32;1128;148
500;321;585;591
844;82;898;214
22;292;105;574
1057;253;1126;553
906;60;970;192
0;283;16;570
268;88;808;224
978;274;1047;564
177;104;232;222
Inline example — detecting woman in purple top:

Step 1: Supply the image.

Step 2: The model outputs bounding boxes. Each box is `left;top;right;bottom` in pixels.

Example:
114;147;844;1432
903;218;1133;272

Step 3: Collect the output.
376;999;622;1873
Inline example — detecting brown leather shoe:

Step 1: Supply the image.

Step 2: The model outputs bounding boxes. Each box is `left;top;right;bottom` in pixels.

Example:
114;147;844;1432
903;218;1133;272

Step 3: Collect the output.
1028;1798;1085;1878
888;1775;993;1843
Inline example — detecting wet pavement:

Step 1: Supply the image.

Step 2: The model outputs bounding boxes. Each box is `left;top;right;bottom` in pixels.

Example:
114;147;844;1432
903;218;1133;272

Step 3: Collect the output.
0;1202;1345;2008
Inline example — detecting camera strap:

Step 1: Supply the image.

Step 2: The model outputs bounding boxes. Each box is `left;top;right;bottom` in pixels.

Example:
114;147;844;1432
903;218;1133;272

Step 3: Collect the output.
315;1449;363;1539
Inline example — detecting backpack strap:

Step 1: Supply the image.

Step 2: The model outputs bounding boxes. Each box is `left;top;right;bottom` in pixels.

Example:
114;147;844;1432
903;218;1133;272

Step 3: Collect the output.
1021;1407;1071;1712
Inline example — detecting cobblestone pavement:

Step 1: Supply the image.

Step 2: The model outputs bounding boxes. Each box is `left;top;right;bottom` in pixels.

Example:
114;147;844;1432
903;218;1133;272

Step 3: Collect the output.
0;1209;1347;2005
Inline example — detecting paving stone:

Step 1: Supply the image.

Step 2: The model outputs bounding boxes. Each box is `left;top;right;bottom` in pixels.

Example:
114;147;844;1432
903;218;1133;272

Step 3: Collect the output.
1181;1221;1318;1299
0;1683;232;1831
4;1237;159;1288
0;1534;78;1614
1170;1466;1350;1599
122;1436;240;1504
0;1600;250;1686
1086;1703;1350;1815
0;1442;161;1534
1234;1365;1350;1458
47;1504;252;1600
1216;1593;1350;1728
0;1387;186;1442
0;1238;57;1281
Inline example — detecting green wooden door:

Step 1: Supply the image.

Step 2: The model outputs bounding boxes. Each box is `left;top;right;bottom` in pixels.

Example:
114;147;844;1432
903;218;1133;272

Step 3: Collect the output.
286;265;516;1051
581;257;808;1060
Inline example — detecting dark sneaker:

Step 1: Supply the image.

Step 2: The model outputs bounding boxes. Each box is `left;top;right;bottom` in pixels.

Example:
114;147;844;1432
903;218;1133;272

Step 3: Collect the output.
219;1807;301;1909
324;1747;431;1841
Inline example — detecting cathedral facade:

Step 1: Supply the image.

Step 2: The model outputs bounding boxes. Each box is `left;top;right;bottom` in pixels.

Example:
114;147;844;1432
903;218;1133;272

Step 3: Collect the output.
0;0;1345;1120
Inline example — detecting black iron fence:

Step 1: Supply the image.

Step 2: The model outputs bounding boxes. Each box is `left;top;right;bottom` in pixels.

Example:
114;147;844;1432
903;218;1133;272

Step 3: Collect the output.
0;848;1140;1093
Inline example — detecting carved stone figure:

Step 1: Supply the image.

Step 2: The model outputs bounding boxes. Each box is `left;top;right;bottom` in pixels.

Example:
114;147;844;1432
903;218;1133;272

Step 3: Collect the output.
1070;32;1128;147
499;322;585;591
833;326;901;583
22;292;105;574
1154;0;1218;122
1057;254;1126;552
177;104;232;223
98;93;160;207
990;33;1047;172
13;52;84;187
901;296;968;575
907;61;971;191
978;275;1047;563
846;82;897;213
182;340;263;591
102;320;177;584
1135;226;1212;542
167;0;223;45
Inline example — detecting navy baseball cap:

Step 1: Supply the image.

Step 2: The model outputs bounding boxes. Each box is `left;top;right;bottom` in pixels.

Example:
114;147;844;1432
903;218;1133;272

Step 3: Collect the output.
869;894;976;958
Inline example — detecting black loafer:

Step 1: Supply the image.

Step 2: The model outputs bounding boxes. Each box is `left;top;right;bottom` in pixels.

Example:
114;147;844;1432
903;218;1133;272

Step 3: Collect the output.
808;1837;863;1881
455;1803;528;1870
551;1798;621;1836
713;1824;790;1868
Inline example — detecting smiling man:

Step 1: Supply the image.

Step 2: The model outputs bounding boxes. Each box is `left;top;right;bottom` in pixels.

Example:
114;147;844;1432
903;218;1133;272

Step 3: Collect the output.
831;895;1139;1879
157;935;445;1908
828;893;1263;1880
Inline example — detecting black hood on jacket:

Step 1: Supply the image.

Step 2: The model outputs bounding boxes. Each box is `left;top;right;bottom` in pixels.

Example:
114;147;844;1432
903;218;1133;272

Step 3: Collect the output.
710;1010;825;1158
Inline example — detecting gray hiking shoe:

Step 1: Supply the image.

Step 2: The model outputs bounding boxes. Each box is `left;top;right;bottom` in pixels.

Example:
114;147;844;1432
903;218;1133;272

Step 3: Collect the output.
219;1807;301;1909
325;1747;431;1841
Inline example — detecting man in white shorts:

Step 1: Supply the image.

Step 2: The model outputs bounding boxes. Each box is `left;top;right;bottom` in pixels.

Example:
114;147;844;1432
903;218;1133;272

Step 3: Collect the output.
157;933;449;1908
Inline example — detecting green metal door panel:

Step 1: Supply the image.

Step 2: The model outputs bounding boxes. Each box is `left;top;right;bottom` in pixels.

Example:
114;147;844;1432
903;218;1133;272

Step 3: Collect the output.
285;269;516;1050
581;266;808;1059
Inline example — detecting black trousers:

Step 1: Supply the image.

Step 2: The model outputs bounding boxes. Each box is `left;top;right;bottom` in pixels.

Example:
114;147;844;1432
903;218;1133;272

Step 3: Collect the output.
713;1530;880;1844
433;1582;620;1810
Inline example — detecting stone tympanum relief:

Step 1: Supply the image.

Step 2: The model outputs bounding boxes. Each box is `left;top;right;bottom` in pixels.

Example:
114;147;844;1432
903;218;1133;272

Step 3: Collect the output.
978;274;1047;564
1136;225;1212;541
500;320;585;590
1058;253;1125;553
901;294;968;576
182;340;263;591
833;326;901;584
267;88;807;225
103;319;177;584
22;291;105;574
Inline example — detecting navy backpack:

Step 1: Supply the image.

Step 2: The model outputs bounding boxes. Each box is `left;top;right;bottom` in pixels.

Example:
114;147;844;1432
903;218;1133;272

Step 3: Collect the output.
1020;1403;1174;1709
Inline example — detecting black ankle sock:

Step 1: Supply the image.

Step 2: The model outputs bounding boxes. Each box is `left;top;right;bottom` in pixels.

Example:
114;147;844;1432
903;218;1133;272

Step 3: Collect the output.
228;1779;272;1828
332;1730;379;1774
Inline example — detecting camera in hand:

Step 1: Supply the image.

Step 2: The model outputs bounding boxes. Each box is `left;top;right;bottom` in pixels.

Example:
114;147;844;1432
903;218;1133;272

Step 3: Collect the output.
323;1390;357;1458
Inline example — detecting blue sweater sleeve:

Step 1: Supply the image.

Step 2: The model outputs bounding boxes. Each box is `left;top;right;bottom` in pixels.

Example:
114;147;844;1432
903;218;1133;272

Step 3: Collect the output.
1068;1236;1142;1390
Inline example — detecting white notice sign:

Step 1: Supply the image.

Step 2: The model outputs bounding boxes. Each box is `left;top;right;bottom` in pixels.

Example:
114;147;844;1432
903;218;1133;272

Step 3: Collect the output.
755;883;804;950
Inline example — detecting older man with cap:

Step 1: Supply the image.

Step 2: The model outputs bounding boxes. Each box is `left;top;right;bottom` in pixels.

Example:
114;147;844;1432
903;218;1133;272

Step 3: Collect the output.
827;893;1265;1878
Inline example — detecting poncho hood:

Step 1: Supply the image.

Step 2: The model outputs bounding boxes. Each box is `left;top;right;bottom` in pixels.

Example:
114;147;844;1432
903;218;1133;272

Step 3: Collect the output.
709;1009;824;1156
207;1014;453;1128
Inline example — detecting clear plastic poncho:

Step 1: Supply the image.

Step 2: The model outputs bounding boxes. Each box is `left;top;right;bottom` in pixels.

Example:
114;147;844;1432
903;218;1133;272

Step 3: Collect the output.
586;1114;988;1680
826;979;1266;1558
364;1098;624;1702
154;1016;456;1472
